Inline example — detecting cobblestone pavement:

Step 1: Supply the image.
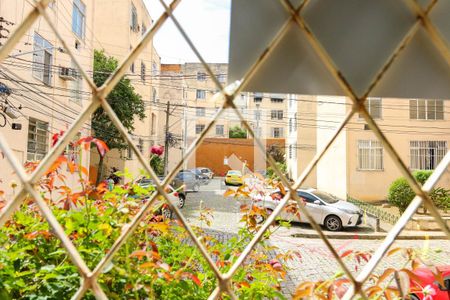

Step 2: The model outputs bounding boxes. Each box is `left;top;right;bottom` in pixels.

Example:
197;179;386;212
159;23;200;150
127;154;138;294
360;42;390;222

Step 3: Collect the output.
182;179;450;298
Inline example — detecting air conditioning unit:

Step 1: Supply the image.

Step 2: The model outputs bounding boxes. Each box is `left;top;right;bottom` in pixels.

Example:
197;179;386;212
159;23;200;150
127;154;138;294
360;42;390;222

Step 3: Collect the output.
59;66;77;81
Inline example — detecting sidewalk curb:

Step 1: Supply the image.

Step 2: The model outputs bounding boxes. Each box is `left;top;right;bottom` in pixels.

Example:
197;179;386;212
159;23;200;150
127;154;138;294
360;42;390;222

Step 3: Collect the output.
291;232;448;240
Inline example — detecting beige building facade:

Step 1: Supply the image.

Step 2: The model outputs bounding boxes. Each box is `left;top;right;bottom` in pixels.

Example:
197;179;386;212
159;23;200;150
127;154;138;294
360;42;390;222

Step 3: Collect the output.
159;63;288;173
0;0;95;197
91;0;161;181
288;96;450;202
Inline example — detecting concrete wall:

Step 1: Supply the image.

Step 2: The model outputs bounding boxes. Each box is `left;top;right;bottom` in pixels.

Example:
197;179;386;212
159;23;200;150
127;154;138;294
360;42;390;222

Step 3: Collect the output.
316;96;348;199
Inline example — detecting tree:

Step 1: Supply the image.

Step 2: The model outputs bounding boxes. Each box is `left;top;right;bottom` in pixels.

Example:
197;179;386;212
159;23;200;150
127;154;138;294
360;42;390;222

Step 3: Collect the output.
92;50;145;184
267;143;285;163
229;125;247;138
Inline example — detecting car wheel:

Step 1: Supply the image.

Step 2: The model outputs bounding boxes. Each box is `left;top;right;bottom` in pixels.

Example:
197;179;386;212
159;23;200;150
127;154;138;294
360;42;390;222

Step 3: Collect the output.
193;184;200;192
255;208;273;224
162;207;172;219
324;215;342;231
178;194;185;208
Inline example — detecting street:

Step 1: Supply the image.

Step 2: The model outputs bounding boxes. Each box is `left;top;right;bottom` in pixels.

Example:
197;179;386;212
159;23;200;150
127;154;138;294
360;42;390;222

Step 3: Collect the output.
181;179;450;296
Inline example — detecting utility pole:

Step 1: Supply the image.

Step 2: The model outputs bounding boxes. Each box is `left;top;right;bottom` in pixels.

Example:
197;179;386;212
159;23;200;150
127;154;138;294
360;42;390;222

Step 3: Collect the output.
163;101;170;176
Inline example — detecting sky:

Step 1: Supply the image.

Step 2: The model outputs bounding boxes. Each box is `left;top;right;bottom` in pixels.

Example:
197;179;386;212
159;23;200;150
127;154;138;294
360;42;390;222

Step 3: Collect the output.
144;0;231;64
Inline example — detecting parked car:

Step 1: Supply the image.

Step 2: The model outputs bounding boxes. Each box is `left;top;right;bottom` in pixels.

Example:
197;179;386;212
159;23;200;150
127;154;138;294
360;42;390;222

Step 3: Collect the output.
173;171;202;192
197;167;214;179
410;265;450;300
254;188;362;231
225;170;243;186
131;177;186;219
188;168;210;185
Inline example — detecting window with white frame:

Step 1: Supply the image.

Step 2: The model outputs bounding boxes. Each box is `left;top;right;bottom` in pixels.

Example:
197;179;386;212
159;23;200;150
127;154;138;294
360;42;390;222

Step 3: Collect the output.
70;60;82;104
410;140;447;170
137;138;144;154
359;97;382;119
217;74;226;84
130;3;138;32
127;146;133;159
152;87;157;103
409;99;444;120
216;125;224;136
271;110;283;120
151;113;156;135
271;94;284;103
357;140;383;170
289;118;293;133
195;124;205;134
196;107;205;117
197;72;206;81
254;110;261;121
27;118;49;161
289;145;293;159
196;89;206;99
271;127;283;138
33;33;53;85
152;62;158;76
72;0;86;39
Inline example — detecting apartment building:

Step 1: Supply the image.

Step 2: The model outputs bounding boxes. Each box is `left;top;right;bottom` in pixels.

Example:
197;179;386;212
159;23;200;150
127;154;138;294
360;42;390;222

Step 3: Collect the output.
92;0;161;180
0;0;95;197
288;96;450;201
159;63;289;172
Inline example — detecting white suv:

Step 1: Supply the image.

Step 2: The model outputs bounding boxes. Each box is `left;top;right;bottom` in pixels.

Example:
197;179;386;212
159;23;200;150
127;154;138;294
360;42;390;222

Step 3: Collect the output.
254;188;362;231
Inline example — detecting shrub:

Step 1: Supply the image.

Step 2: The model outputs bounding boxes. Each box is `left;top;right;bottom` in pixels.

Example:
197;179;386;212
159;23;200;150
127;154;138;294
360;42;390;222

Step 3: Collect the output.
388;170;450;213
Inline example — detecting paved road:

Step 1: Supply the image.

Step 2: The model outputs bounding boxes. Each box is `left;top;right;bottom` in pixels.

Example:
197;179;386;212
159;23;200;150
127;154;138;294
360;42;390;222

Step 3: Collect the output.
181;179;450;297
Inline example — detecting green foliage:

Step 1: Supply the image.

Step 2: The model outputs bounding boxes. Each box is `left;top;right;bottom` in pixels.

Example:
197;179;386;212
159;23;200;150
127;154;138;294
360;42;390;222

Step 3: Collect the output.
388;170;449;213
228;126;247;138
267;162;287;180
0;158;285;299
150;155;165;176
267;143;285;164
92;50;146;151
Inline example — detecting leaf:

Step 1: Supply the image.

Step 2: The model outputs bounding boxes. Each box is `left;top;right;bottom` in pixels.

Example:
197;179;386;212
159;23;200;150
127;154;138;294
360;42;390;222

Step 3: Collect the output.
387;247;402;257
139;262;156;269
398;269;421;285
183;272;201;286
340;250;353;258
129;250;148;260
377;268;395;285
366;286;382;298
223;189;235;197
293;282;315;299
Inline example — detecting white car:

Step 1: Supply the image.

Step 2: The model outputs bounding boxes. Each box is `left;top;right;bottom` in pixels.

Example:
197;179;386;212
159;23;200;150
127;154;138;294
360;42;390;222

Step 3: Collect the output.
254;188;362;231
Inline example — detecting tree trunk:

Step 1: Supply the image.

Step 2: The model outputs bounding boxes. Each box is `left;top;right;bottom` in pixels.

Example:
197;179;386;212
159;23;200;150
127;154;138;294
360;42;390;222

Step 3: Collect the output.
96;155;105;186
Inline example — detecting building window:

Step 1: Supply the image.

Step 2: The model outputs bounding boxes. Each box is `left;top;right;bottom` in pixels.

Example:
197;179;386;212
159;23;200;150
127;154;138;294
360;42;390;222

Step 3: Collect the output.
127;146;133;159
66;133;81;165
32;33;53;85
137;138;144;154
289;145;293;159
130;62;135;73
271;110;283;120
289;97;294;108
196;124;205;134
151;113;156;135
196;107;205;117
410;141;447;170
216;125;224;136
197;72;206;81
141;23;147;36
27;118;49;161
271;127;283;138
254;92;263;102
357;140;383;171
70;60;82;104
152;62;158;76
410;99;444;120
360;97;382;119
271;94;284;103
289;118;293;133
196;89;206;99
152;87;157;103
217;74;226;84
141;62;146;82
72;0;86;39
130;3;139;32
254;110;261;121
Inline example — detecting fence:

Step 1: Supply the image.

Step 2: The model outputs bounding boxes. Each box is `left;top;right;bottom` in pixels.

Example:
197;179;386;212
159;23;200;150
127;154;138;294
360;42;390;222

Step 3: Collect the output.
348;197;400;226
0;0;449;299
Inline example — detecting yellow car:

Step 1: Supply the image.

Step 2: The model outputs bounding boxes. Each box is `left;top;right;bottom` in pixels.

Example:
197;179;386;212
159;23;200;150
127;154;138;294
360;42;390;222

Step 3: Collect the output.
225;170;243;186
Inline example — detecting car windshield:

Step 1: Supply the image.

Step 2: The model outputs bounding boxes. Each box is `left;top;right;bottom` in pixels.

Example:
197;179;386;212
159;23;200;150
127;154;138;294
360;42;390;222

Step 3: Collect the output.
311;190;340;204
201;169;209;173
228;171;241;176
